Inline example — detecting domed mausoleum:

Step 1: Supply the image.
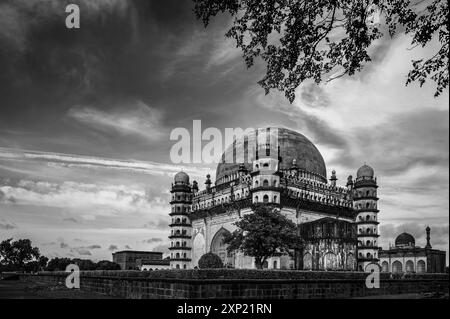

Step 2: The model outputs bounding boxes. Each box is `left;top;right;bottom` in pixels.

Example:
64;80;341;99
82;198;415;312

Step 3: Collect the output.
168;127;381;271
379;227;446;273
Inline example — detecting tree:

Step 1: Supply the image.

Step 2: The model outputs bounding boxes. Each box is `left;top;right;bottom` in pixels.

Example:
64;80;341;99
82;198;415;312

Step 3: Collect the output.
223;205;303;269
95;260;121;270
71;258;96;271
46;257;72;271
38;255;49;271
0;238;40;271
198;252;224;269
193;0;448;102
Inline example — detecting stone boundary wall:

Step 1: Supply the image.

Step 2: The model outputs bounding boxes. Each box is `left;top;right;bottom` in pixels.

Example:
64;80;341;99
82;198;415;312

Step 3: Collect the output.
19;270;449;299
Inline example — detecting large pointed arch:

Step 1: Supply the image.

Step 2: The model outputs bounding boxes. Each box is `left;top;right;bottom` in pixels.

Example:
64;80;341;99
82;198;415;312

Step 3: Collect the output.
210;227;233;267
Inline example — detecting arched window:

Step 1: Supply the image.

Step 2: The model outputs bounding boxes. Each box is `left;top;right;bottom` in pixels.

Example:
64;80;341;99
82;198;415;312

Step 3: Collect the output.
183;264;187;269
255;196;258;203
417;260;426;273
366;215;370;221
273;260;278;269
273;195;277;202
263;195;269;203
381;261;389;272
366;240;371;246
392;261;402;273
176;253;180;258
405;260;414;273
263;179;269;187
176;264;180;269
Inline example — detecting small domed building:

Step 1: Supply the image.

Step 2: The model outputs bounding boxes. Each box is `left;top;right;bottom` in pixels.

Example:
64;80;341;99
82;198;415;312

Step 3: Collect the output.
168;127;381;271
379;227;446;273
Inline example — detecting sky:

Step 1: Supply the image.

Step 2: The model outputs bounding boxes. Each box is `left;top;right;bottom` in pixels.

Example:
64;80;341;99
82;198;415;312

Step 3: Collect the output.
0;0;448;263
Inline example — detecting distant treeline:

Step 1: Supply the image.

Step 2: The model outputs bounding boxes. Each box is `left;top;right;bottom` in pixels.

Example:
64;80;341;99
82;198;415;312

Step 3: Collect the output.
0;238;120;273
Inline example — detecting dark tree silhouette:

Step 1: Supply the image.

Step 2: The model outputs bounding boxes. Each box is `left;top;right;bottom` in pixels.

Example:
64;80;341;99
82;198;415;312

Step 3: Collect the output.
0;238;40;271
223;205;302;269
193;0;448;102
198;252;224;268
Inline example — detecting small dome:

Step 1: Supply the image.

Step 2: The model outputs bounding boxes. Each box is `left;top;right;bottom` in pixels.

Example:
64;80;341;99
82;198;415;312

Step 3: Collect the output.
395;232;415;248
174;171;189;184
357;164;374;178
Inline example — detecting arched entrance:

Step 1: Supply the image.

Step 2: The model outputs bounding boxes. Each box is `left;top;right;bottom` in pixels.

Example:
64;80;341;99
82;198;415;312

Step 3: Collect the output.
210;228;234;267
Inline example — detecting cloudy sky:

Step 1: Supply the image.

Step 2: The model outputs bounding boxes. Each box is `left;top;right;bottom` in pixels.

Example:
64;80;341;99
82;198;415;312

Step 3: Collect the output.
0;0;448;263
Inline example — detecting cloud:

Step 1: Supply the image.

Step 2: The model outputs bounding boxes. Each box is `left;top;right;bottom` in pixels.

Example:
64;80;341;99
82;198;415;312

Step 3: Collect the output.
124;245;132;249
142;238;163;244
108;245;118;251
0;188;16;204
67;100;166;141
0;147;208;178
84;245;102;249
63;217;78;223
142;219;169;230
0;179;154;216
379;223;449;250
74;248;92;256
152;243;170;255
0;219;17;230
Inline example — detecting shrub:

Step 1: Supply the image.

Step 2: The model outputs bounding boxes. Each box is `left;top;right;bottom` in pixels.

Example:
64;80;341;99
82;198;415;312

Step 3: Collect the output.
198;253;223;269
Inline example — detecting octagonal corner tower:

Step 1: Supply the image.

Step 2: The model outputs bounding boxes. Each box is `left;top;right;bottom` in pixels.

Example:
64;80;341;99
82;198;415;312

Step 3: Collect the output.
215;127;327;185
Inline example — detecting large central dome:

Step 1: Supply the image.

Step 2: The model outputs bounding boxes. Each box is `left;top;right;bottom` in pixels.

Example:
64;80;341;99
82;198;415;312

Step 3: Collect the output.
216;127;326;184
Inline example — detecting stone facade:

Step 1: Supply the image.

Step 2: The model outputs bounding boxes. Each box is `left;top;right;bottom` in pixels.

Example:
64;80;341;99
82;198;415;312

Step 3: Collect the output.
112;251;163;270
379;228;446;274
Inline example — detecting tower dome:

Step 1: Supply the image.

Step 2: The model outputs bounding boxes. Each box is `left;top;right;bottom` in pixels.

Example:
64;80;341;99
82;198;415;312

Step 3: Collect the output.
395;232;415;248
357;164;374;178
174;171;189;184
216;127;327;185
